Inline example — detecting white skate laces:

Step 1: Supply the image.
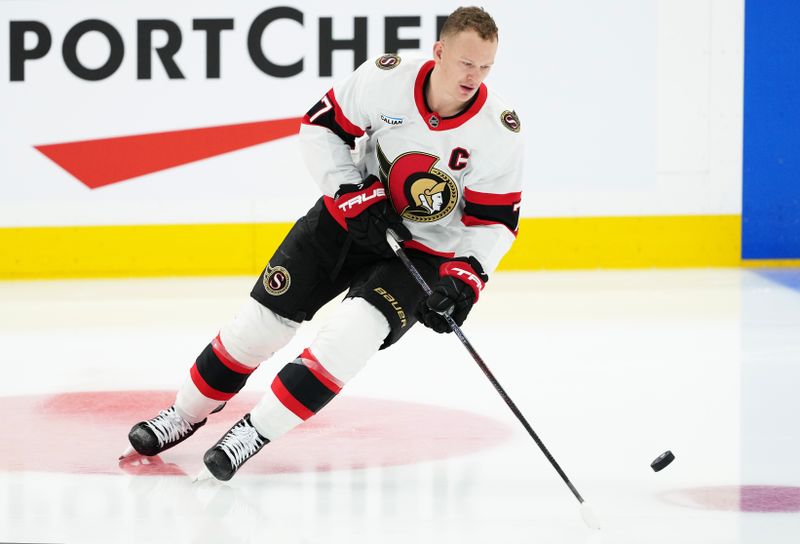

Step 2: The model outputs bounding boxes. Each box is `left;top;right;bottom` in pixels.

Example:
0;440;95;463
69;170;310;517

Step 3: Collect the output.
218;419;265;469
145;408;194;448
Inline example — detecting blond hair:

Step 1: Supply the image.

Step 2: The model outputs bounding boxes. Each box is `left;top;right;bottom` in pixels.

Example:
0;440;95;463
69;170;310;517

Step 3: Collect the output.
440;6;498;42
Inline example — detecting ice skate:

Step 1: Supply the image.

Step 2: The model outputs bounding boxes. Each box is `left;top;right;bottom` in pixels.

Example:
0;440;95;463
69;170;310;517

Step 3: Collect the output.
200;414;268;481
121;403;225;459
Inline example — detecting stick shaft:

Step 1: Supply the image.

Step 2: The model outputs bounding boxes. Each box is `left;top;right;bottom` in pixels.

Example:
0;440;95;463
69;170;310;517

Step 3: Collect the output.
386;229;585;504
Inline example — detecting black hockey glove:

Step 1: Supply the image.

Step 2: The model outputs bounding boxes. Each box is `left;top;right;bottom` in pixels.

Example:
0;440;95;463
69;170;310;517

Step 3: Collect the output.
334;175;411;257
416;256;489;333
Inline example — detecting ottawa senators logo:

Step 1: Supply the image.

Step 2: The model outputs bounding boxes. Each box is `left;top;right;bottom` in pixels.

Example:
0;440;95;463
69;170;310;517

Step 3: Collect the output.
377;143;458;223
263;264;291;296
501;110;521;133
375;54;401;70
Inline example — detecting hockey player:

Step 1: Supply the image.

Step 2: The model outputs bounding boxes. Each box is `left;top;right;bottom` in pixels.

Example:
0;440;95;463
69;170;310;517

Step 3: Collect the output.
122;6;523;481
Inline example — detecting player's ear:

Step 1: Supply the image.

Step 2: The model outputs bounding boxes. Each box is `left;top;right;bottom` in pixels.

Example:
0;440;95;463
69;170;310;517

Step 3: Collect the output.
432;40;444;62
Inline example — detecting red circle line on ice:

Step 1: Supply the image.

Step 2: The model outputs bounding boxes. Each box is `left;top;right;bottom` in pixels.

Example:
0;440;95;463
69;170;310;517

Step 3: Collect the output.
0;391;513;477
661;485;800;513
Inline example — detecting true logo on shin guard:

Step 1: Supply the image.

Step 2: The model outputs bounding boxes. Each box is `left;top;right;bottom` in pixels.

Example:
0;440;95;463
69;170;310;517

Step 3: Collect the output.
263;264;291;296
373;287;407;327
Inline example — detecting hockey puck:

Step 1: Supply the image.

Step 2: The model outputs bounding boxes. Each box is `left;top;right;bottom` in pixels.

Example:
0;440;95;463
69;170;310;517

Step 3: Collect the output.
651;450;675;472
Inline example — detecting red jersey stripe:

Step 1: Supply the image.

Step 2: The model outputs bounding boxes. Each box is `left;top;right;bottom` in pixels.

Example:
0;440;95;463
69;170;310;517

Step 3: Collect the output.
402;239;456;258
464;187;522;206
461;215;519;237
329;89;365;137
302;89;365;139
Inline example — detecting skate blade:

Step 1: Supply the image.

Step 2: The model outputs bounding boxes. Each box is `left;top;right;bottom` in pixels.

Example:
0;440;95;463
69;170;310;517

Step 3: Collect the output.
118;445;136;460
193;467;216;483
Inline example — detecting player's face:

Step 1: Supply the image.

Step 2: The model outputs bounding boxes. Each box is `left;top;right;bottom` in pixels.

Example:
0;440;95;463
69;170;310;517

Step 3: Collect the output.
433;30;497;103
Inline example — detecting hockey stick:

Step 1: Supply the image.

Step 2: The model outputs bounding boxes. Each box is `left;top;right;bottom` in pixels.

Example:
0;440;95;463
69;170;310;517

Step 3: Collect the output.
385;228;600;530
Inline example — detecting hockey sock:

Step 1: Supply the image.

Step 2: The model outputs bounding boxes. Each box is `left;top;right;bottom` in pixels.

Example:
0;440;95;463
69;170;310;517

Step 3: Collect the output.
249;297;389;439
175;298;300;424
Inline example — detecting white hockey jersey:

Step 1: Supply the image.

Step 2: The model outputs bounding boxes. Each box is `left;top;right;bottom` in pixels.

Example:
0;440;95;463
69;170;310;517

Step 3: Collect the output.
298;54;524;276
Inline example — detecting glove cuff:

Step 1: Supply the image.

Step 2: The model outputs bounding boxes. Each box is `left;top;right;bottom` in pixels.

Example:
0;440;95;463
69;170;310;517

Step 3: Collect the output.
439;257;488;302
334;175;386;219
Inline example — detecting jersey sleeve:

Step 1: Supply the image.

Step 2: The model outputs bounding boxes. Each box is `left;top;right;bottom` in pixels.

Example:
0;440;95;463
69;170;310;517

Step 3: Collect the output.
456;134;524;276
298;59;376;197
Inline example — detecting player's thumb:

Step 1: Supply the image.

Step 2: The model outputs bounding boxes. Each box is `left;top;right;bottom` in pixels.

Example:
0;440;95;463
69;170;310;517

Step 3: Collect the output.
426;286;455;315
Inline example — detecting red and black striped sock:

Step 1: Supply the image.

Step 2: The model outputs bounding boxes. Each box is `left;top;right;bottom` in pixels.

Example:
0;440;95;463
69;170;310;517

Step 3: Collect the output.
189;334;257;402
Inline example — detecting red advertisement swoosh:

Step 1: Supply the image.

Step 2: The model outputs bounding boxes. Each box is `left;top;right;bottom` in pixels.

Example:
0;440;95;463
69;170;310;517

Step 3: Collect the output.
35;117;302;189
